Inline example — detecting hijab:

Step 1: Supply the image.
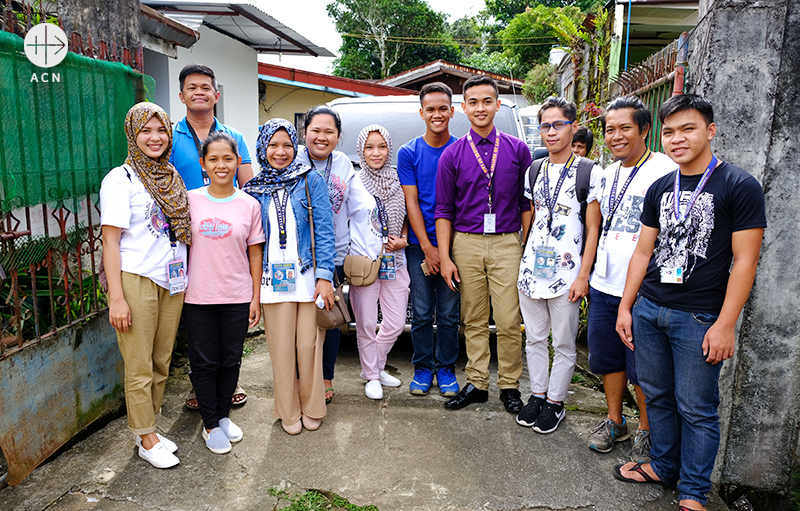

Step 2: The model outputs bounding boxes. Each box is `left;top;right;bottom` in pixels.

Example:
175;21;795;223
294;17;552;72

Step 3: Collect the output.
123;102;191;245
243;119;310;195
356;124;405;238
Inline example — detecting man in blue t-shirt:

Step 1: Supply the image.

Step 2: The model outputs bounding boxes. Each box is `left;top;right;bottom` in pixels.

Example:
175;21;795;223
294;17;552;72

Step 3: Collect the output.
171;64;254;410
613;94;766;511
170;64;254;190
398;82;460;397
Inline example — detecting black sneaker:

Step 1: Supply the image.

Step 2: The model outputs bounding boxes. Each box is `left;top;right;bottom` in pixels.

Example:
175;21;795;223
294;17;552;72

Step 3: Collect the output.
515;395;546;427
533;401;565;434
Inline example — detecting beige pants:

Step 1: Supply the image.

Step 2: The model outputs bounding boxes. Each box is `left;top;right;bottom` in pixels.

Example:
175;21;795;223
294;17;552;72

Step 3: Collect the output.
262;302;326;424
116;272;184;435
452;231;523;391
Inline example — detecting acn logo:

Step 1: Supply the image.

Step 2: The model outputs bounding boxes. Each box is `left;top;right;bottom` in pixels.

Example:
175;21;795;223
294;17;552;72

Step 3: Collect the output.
24;22;68;68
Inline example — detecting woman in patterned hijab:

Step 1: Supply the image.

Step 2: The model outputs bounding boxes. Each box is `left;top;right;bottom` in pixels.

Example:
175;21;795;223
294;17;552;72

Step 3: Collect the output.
243;118;310;195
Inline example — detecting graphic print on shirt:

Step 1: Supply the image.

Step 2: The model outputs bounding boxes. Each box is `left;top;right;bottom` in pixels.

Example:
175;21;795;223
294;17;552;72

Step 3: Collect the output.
145;201;168;238
654;190;715;280
368;206;382;238
198;217;233;239
598;175;648;237
327;173;347;215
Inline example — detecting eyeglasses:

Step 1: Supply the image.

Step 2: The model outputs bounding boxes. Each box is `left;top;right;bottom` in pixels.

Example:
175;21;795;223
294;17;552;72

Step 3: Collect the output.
537;121;574;133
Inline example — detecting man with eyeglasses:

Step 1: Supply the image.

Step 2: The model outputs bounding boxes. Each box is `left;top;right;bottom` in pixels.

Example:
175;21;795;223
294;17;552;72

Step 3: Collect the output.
515;97;602;434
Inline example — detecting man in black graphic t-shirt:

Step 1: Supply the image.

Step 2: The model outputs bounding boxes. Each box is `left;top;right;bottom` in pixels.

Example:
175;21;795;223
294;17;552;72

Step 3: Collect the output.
613;95;766;511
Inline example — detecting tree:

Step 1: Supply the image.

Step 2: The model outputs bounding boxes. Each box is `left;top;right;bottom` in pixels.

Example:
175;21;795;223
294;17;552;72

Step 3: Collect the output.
327;0;459;79
465;51;524;77
447;16;481;59
522;62;557;103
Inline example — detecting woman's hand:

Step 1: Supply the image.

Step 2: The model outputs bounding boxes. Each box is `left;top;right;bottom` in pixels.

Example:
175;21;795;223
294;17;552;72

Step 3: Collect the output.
248;298;262;328
315;279;335;311
386;234;408;252
109;296;132;332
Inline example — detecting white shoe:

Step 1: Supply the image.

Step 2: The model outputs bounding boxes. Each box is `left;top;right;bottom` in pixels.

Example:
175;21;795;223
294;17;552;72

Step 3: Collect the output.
138;441;180;468
219;418;243;443
360;370;402;387
135;433;178;453
365;380;383;400
202;427;232;454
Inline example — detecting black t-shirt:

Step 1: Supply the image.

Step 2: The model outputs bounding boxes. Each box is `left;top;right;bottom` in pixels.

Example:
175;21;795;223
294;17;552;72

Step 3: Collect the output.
639;161;766;314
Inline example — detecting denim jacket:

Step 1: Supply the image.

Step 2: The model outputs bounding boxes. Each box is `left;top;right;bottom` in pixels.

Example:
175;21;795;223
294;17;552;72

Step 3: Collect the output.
249;171;335;283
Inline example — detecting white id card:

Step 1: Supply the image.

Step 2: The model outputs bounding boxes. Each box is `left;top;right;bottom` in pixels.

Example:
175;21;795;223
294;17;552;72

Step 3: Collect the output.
660;267;683;284
483;213;496;234
533;246;558;279
595;247;608;278
167;259;187;296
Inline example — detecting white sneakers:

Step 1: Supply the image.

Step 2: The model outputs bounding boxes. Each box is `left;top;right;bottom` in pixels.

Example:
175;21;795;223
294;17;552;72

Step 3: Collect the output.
219;418;243;443
360;370;402;387
135;433;177;453
365;380;383;400
138;440;180;468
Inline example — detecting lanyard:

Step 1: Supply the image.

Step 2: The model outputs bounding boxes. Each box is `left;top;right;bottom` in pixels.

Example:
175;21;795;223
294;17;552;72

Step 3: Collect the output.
271;189;290;250
164;216;178;258
542;153;575;236
307;148;332;182
186;120;218;186
673;155;718;223
602;149;652;243
375;196;389;244
466;131;500;213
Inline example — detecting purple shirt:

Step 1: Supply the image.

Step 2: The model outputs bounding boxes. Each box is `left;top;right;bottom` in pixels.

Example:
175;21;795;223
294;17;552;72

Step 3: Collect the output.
435;127;532;234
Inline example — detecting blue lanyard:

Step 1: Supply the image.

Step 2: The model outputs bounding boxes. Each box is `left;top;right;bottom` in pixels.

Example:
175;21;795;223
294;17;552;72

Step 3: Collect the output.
375;196;389;244
271;189;290;250
673;155;718;223
542;153;575;236
307;148;332;182
602;149;651;241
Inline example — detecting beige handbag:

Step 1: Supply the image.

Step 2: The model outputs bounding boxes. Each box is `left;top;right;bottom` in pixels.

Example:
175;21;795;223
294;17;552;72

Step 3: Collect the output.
343;249;382;287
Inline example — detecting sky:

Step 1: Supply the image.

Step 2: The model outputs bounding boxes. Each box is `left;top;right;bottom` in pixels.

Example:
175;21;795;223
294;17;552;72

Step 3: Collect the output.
254;0;487;75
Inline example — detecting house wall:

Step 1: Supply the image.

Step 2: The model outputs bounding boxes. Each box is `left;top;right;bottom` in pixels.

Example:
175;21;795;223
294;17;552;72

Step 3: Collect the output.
143;48;171;111
259;80;346;140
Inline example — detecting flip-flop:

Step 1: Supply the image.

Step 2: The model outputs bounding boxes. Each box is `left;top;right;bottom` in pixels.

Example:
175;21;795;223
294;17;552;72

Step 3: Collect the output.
185;388;199;410
612;462;675;489
325;387;334;405
232;384;247;406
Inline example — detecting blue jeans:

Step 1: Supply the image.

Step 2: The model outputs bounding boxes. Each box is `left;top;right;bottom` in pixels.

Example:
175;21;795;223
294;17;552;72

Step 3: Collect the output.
322;265;345;381
406;244;460;371
633;295;722;506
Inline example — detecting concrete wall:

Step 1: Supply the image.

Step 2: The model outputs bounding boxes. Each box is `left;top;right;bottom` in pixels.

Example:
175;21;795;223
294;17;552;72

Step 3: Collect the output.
58;0;140;48
142;48;171;113
688;0;800;492
163;26;259;170
259;80;345;134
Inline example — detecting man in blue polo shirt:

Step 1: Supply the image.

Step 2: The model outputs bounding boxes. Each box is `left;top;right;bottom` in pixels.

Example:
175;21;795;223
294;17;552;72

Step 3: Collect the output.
171;64;254;410
170;64;254;189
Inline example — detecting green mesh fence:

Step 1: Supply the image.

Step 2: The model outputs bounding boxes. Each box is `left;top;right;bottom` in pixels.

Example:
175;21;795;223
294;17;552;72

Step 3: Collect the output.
0;30;156;213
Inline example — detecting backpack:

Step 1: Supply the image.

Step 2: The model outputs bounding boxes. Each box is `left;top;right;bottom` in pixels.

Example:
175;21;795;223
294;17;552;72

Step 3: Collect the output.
528;156;595;255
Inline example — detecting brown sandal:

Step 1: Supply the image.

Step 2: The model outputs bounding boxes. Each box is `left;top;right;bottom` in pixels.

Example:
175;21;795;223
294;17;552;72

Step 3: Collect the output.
613;462;674;488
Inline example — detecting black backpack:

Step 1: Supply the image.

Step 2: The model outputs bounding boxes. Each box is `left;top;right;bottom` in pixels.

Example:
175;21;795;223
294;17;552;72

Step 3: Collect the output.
528;156;595;255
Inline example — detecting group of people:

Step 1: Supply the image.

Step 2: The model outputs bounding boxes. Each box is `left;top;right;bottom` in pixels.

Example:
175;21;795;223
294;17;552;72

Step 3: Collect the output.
100;63;765;511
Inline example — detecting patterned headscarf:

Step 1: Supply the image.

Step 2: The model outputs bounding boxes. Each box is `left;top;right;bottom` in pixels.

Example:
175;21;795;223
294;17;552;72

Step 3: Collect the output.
123;102;191;245
243;119;310;195
356;124;405;237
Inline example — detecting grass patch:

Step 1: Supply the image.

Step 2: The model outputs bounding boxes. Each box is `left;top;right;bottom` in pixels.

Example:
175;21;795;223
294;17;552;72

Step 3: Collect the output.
268;488;379;511
242;345;255;358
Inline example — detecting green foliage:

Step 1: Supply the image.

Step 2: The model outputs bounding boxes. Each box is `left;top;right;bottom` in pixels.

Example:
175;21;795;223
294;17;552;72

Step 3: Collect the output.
496;6;560;72
465;50;524;77
268;488;379;511
327;0;459;79
447;16;482;59
522;62;557;103
483;0;604;31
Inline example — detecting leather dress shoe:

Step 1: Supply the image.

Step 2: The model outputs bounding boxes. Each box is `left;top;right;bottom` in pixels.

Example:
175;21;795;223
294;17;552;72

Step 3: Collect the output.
444;383;488;410
500;388;523;413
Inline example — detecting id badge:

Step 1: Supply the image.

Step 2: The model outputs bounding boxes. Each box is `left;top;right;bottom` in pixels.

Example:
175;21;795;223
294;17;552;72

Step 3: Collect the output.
167;259;186;296
660;267;683;284
483;213;496;234
595;247;608;278
533;246;558;279
271;262;297;292
379;255;396;280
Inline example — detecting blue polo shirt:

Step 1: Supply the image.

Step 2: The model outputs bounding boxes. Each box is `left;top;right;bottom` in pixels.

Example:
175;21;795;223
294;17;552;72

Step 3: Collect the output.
170;117;252;191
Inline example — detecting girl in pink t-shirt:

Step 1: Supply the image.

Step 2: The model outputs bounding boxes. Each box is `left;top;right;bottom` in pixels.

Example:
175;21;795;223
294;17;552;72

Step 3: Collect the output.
184;132;265;455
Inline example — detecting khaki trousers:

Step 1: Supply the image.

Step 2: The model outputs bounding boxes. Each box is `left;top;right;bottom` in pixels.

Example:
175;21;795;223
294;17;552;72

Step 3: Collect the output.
116;272;184;435
262;302;326;424
452;231;523;391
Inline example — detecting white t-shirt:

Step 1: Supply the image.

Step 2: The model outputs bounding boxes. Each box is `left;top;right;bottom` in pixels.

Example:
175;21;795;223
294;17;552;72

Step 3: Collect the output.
100;165;188;290
297;148;373;266
518;158;602;299
260;188;316;304
588;151;677;296
348;182;406;270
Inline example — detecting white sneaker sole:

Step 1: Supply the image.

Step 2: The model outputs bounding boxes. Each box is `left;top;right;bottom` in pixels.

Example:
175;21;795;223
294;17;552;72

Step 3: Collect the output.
202;429;232;454
138;448;179;468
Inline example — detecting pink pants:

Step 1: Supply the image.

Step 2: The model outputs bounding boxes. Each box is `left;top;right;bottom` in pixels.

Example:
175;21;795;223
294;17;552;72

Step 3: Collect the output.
349;265;410;380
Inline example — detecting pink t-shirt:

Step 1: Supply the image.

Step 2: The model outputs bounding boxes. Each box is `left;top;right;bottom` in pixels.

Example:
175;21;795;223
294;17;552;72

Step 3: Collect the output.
185;188;265;304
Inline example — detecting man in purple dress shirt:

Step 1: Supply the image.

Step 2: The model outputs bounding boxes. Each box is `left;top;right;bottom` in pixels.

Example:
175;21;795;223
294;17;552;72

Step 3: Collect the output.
435;76;532;412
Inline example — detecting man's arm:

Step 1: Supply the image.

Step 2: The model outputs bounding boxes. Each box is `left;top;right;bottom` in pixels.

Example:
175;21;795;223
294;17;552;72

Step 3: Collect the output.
520;210;532;242
403;184;440;273
569;200;601;302
237;163;254;187
702;227;763;364
436;218;459;291
616;225;659;349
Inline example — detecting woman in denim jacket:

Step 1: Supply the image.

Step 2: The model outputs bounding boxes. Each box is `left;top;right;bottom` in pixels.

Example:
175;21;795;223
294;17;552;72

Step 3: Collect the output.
243;119;335;434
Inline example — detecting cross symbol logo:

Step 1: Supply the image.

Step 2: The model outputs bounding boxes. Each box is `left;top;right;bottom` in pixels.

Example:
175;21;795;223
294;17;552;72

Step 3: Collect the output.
24;23;68;68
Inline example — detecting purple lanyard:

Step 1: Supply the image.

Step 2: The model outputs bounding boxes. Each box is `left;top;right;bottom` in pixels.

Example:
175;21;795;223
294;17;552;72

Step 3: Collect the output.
466;131;500;213
672;155;718;223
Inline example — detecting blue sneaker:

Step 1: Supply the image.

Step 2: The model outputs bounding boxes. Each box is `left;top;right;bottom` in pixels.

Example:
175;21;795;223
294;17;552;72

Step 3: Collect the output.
436;366;460;397
409;368;433;395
